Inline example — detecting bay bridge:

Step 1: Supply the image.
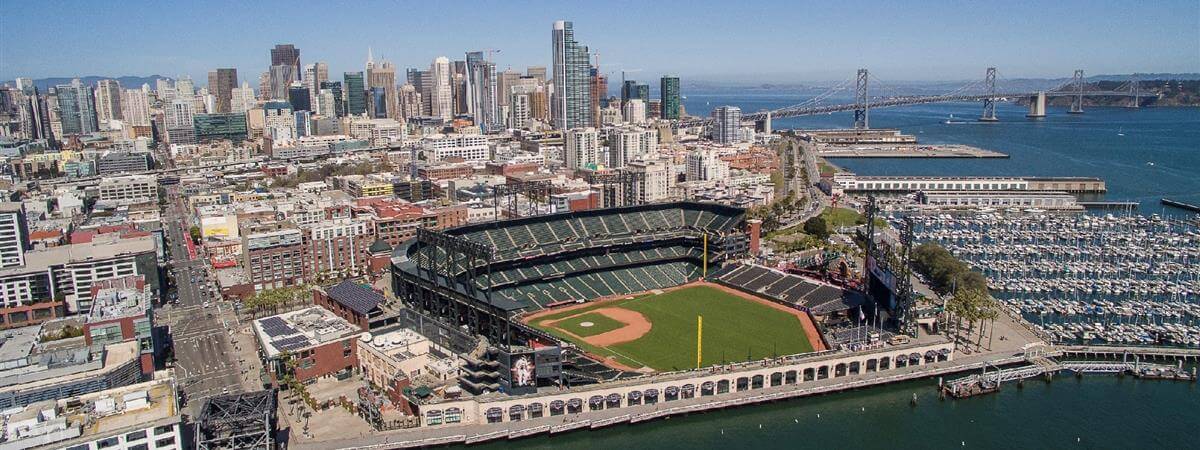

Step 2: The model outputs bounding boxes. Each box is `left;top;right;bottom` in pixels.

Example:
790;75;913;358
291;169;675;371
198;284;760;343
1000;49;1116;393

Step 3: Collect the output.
680;68;1157;130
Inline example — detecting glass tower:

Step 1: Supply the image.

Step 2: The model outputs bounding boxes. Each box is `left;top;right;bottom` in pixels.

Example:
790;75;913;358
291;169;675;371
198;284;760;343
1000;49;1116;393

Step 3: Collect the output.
552;21;592;129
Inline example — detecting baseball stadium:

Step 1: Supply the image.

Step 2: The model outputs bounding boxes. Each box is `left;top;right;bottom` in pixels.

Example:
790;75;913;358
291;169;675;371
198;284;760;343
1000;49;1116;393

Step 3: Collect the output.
391;201;832;393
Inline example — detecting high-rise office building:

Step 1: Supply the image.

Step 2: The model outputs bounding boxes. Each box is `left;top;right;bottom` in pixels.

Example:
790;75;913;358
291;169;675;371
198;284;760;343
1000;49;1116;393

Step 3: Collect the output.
208;68;238;113
288;84;312;111
55;79;98;135
369;87;388;118
270;44;301;73
711;105;742;145
430;57;453;120
551;21;592;129
621;80;649;107
319;81;343;117
303;62;328;107
660;76;680;120
93;79;122;127
175;77;195;98
193;112;248;143
120;88;151;126
527;66;547;84
497;70;521;107
398;83;421;121
269;65;296;100
343;72;366;116
230;82;256;114
366;54;398;119
165;98;196;144
465;51;500;131
268;44;301;100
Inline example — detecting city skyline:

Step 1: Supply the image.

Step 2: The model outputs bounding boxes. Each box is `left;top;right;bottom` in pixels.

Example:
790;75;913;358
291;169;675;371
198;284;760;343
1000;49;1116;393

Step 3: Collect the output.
3;0;1198;84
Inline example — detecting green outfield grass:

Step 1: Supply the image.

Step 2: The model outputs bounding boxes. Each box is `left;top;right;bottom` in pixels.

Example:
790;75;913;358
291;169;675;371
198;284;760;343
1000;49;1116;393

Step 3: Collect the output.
531;285;815;371
553;311;627;337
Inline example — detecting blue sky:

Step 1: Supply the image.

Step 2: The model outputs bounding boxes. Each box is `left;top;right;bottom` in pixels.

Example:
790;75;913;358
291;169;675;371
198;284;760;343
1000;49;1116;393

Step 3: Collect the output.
2;0;1197;84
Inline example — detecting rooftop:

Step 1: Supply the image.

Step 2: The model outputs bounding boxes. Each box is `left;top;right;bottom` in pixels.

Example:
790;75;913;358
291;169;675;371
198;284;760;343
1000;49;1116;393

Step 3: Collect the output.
0;234;156;278
253;307;362;358
1;378;178;450
324;281;385;316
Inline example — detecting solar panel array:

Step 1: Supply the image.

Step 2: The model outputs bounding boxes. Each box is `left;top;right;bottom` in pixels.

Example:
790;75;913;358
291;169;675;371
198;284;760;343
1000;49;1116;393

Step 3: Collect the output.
260;317;298;338
327;281;384;315
272;335;312;351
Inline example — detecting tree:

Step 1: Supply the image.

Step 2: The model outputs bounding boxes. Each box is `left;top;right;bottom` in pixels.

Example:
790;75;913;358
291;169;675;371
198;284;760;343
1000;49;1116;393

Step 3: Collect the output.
803;216;829;239
188;226;202;242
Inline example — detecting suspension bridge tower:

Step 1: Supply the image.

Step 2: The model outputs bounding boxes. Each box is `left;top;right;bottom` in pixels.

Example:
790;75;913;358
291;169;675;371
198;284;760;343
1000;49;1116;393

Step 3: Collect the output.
1127;75;1141;109
1068;69;1085;114
979;67;999;122
853;69;869;129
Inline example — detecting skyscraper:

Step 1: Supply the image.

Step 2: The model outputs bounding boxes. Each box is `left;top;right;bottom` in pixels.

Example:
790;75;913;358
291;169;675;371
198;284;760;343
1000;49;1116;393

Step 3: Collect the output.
551;20;592;129
660;76;680;120
208;68;238;113
527;66;547;84
303;62;328;107
55;79;98;135
343;72;366;116
120;88;151;126
319;81;344;117
270;44;301;73
269;44;301;100
398;83;421;120
465;51;500;131
288;85;311;112
711;105;742;145
366;53;398;119
230;82;256;114
94;79;122;127
430;57;453;120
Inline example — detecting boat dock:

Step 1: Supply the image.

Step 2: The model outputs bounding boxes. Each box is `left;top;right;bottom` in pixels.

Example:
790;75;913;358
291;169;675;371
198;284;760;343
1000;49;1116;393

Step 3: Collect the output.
1078;201;1138;210
942;356;1195;399
1162;198;1200;213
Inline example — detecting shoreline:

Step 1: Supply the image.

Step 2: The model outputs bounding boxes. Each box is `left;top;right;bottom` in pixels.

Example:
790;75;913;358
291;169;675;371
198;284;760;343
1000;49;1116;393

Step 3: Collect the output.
289;344;1199;449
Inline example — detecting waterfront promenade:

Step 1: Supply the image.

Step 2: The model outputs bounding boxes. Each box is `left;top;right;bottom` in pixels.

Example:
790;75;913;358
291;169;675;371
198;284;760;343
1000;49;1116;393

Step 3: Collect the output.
289;311;1043;449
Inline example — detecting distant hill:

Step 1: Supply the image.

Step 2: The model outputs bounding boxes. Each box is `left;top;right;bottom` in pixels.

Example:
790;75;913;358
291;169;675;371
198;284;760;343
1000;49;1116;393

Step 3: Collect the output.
7;75;171;91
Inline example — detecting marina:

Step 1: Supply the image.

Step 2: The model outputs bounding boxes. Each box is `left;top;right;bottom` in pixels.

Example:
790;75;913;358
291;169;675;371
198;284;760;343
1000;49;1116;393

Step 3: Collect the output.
909;212;1200;347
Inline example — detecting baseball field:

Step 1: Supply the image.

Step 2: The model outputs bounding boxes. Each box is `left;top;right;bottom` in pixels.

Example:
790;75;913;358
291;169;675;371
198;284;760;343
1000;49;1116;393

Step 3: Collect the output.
525;282;823;372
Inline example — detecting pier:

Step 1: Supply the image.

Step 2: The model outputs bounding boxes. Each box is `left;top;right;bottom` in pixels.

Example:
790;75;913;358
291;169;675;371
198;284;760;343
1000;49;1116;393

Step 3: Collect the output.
942;356;1195;399
817;144;1008;159
1078;201;1138;210
1162;198;1200;213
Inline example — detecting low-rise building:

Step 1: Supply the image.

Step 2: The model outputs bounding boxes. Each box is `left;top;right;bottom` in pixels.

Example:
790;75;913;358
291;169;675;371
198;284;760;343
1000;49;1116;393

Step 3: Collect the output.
252;306;362;383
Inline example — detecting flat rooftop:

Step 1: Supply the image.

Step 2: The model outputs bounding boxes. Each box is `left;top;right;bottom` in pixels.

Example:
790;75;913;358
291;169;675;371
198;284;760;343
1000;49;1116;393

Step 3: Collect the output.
253;306;362;358
0;326;40;363
3;379;179;450
0;234;156;277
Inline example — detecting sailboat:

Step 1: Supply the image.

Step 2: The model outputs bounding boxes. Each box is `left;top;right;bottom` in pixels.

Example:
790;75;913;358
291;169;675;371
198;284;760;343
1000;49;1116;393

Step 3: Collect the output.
1117;127;1125;136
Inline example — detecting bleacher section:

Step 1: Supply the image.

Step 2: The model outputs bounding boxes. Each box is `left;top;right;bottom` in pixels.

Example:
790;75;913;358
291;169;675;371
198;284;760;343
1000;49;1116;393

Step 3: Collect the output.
713;264;861;316
454;203;742;258
496;261;703;309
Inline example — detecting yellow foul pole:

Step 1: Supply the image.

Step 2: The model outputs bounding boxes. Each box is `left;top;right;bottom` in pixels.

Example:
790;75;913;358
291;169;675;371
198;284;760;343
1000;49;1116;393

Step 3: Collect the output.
696;315;703;369
702;232;708;278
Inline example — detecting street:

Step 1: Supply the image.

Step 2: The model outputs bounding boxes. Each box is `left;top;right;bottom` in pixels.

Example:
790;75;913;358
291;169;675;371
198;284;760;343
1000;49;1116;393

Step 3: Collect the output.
159;184;259;413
